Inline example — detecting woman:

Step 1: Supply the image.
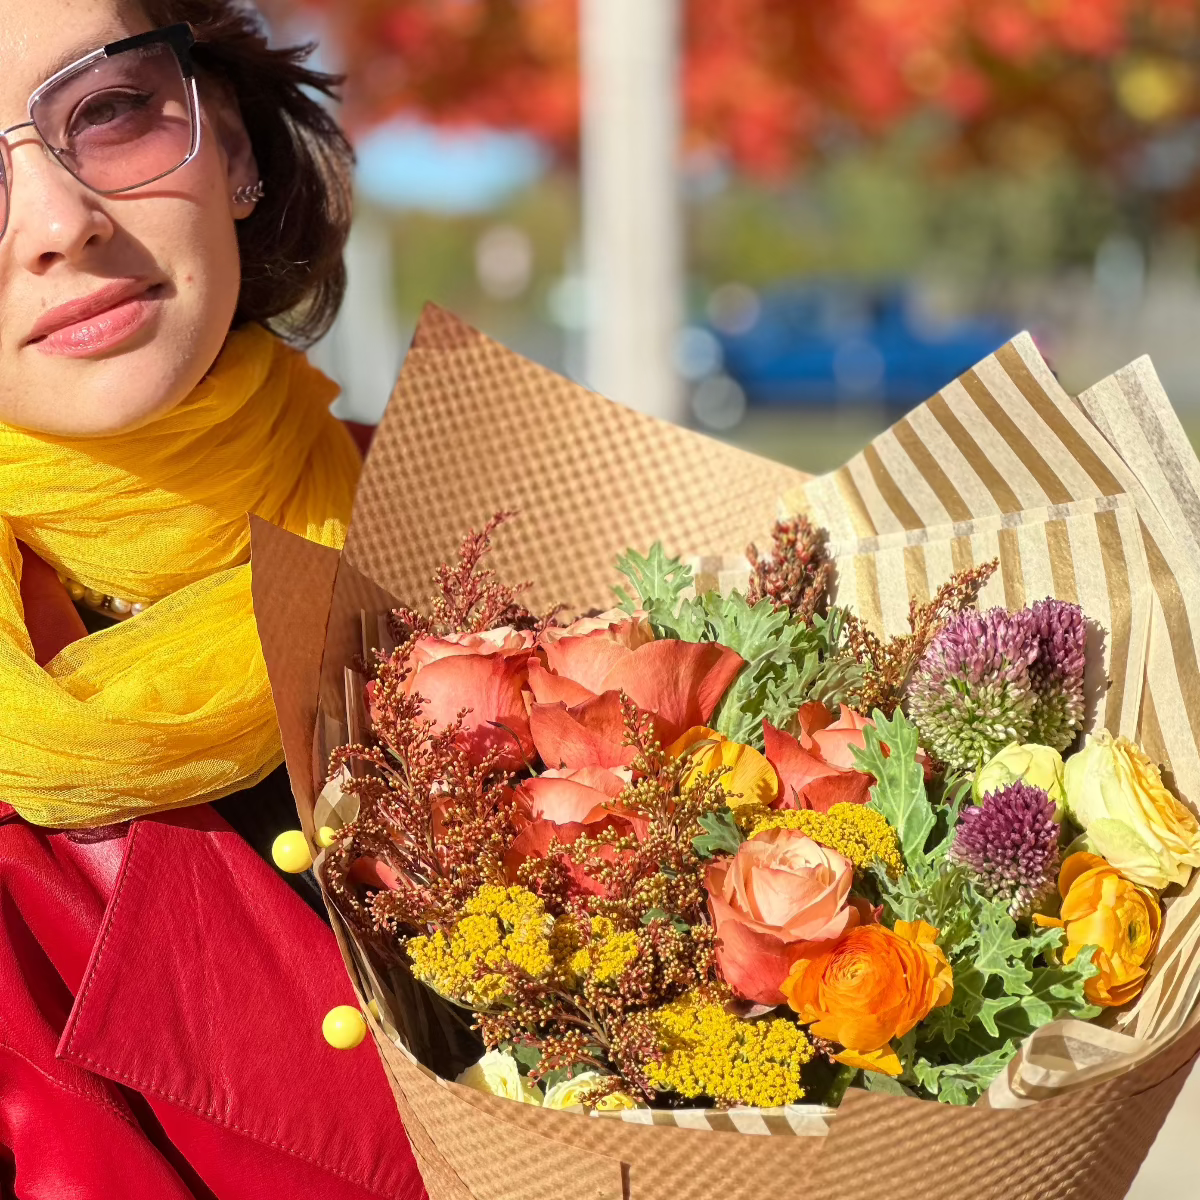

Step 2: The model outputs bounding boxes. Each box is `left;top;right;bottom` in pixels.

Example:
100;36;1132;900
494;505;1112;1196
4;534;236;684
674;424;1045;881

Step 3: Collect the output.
0;1;425;1197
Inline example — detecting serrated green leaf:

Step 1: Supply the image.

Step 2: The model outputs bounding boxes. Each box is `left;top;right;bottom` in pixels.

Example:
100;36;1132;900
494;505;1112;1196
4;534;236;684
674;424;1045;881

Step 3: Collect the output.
856;709;935;880
974;901;1033;997
691;809;744;859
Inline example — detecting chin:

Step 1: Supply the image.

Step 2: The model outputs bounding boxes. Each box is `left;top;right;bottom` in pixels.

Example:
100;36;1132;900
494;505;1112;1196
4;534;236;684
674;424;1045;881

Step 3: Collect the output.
33;323;218;438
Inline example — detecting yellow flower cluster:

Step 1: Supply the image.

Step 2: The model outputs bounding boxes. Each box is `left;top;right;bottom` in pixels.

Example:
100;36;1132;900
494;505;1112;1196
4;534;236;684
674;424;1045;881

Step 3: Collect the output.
645;991;814;1107
746;803;904;876
567;916;640;984
407;887;643;1007
407;885;557;1008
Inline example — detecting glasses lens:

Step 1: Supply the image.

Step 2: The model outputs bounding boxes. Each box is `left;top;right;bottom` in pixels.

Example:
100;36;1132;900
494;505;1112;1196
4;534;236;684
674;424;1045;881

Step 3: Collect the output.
30;39;193;193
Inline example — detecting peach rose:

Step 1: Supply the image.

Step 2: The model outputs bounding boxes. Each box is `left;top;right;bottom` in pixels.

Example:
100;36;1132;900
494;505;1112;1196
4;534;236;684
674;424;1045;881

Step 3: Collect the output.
400;627;535;769
705;827;860;1005
529;611;744;756
763;703;875;812
782;921;953;1076
1034;852;1162;1007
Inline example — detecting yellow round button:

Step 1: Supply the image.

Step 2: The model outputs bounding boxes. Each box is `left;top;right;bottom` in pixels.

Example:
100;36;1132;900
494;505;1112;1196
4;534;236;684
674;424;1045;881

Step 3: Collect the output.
322;1005;366;1049
271;830;312;874
315;825;339;848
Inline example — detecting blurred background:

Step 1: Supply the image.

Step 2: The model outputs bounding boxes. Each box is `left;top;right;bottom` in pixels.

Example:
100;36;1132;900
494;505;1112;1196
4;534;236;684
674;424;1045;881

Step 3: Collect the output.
260;0;1200;474
257;3;1200;1187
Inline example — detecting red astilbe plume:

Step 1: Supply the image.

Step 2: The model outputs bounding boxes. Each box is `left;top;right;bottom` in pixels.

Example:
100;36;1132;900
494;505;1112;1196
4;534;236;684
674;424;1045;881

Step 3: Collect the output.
843;559;999;717
392;511;539;639
321;637;523;941
745;515;832;625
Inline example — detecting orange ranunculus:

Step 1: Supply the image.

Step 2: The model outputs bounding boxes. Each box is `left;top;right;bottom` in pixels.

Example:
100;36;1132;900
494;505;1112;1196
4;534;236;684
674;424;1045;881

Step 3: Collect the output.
514;766;629;826
397;627;535;769
763;702;874;812
667;726;778;811
782;921;953;1076
706;828;859;1005
528;612;744;754
1033;852;1162;1007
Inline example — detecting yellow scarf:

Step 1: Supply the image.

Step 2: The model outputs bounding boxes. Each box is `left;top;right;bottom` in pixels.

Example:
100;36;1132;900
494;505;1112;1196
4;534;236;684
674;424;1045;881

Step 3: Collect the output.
0;323;361;828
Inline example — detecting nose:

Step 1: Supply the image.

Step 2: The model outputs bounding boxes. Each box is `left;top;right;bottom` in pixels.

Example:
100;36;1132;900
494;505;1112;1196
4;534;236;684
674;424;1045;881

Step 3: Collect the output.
3;129;114;272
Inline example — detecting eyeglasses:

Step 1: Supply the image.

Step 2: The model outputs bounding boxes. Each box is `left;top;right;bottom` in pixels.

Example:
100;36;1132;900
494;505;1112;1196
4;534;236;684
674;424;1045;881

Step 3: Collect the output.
0;23;200;243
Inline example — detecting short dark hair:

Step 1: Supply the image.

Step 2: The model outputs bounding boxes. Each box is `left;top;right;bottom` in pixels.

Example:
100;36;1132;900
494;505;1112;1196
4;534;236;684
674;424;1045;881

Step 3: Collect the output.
143;0;355;347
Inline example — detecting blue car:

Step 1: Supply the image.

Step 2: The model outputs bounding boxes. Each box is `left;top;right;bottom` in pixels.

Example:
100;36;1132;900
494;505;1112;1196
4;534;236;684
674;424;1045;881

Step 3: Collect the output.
710;284;1018;412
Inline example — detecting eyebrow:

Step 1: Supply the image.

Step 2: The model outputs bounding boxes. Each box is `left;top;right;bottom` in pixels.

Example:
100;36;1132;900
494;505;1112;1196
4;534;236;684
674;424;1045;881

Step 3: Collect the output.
35;31;125;89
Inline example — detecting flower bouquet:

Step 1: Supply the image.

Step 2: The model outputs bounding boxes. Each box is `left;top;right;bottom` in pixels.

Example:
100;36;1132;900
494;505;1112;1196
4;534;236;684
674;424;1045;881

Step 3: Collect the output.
252;306;1200;1200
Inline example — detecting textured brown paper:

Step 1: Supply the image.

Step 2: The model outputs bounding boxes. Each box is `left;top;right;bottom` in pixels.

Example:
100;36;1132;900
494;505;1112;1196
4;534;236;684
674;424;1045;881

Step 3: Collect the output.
253;305;1200;1200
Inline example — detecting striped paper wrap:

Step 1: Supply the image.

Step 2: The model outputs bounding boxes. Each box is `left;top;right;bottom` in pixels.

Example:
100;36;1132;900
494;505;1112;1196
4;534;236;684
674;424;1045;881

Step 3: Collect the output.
252;307;1200;1200
781;333;1200;1105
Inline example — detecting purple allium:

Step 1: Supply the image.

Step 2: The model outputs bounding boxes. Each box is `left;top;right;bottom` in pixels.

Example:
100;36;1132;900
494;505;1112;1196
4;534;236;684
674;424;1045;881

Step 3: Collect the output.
1028;598;1086;752
907;607;1039;771
950;782;1062;916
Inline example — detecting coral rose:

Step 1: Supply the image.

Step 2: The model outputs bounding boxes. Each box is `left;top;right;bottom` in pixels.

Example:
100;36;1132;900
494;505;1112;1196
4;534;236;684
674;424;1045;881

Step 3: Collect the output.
529;691;635;771
1034;852;1162;1007
399;627;535;769
529;610;744;755
514;766;629;826
667;726;778;812
705;828;860;1005
782;921;953;1076
763;703;875;812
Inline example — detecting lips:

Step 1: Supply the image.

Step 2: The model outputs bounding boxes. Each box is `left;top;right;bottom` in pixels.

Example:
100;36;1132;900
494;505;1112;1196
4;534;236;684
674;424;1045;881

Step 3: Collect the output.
25;278;157;346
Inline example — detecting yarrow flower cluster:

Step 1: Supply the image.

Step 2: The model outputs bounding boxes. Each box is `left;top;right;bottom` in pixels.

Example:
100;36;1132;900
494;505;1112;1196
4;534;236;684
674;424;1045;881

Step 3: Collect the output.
746;802;904;876
643;989;815;1107
950;783;1062;916
907;599;1086;770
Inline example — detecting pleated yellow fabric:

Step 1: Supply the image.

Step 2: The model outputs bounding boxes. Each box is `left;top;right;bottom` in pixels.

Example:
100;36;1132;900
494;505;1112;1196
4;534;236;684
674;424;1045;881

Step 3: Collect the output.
0;323;361;828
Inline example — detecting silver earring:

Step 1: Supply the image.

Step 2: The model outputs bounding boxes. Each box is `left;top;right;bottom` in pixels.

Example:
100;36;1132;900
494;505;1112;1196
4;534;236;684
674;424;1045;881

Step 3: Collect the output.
232;179;265;205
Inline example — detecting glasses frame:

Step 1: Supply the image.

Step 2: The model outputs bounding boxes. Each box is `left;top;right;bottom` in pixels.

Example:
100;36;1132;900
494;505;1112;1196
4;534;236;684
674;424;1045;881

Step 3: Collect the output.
0;23;201;240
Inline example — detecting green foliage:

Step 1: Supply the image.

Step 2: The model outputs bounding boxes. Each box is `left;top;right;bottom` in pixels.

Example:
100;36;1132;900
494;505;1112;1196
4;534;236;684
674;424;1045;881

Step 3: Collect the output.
906;885;1101;1106
614;545;859;746
691;809;744;860
613;544;703;639
855;709;935;885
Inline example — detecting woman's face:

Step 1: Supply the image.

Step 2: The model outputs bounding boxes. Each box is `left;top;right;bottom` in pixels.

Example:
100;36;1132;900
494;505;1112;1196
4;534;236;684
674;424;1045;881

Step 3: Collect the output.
0;0;259;436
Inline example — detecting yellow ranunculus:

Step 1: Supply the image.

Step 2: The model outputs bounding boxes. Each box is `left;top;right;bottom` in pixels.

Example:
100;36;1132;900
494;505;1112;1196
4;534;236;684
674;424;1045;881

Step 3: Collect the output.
455;1050;544;1105
974;742;1066;812
542;1070;637;1111
1063;731;1200;889
667;726;778;811
1035;852;1162;1007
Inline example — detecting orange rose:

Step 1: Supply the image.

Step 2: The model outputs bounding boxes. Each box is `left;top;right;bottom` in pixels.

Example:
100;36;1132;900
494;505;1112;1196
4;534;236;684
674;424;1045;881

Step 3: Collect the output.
528;610;744;757
1034;852;1162;1007
514;766;629;825
763;703;875;812
395;627;535;769
782;921;953;1076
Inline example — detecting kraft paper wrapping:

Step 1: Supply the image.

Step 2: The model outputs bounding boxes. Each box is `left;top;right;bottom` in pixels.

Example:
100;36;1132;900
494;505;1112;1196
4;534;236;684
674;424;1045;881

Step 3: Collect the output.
251;305;1200;1200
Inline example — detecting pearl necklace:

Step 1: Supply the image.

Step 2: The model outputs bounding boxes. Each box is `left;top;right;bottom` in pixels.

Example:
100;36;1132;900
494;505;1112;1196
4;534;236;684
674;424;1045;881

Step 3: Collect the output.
59;574;149;621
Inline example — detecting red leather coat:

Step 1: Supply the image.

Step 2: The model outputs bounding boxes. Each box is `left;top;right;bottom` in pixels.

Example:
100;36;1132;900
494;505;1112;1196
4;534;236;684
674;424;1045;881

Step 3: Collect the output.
1;421;426;1199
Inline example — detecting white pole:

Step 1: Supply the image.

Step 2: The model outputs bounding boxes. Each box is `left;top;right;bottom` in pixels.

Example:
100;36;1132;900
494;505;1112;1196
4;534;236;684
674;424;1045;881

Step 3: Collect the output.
581;0;683;422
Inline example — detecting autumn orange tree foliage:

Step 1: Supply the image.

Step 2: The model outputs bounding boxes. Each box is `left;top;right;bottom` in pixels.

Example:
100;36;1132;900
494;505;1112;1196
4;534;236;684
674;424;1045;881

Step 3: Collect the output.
269;0;1200;177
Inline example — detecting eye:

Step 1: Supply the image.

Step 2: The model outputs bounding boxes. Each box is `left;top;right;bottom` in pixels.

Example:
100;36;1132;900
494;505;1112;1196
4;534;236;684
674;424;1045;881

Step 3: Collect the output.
68;89;152;137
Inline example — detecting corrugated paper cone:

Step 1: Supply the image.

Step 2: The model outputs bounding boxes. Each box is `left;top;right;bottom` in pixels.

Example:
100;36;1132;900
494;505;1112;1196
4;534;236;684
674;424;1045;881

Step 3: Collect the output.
252;305;1200;1200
